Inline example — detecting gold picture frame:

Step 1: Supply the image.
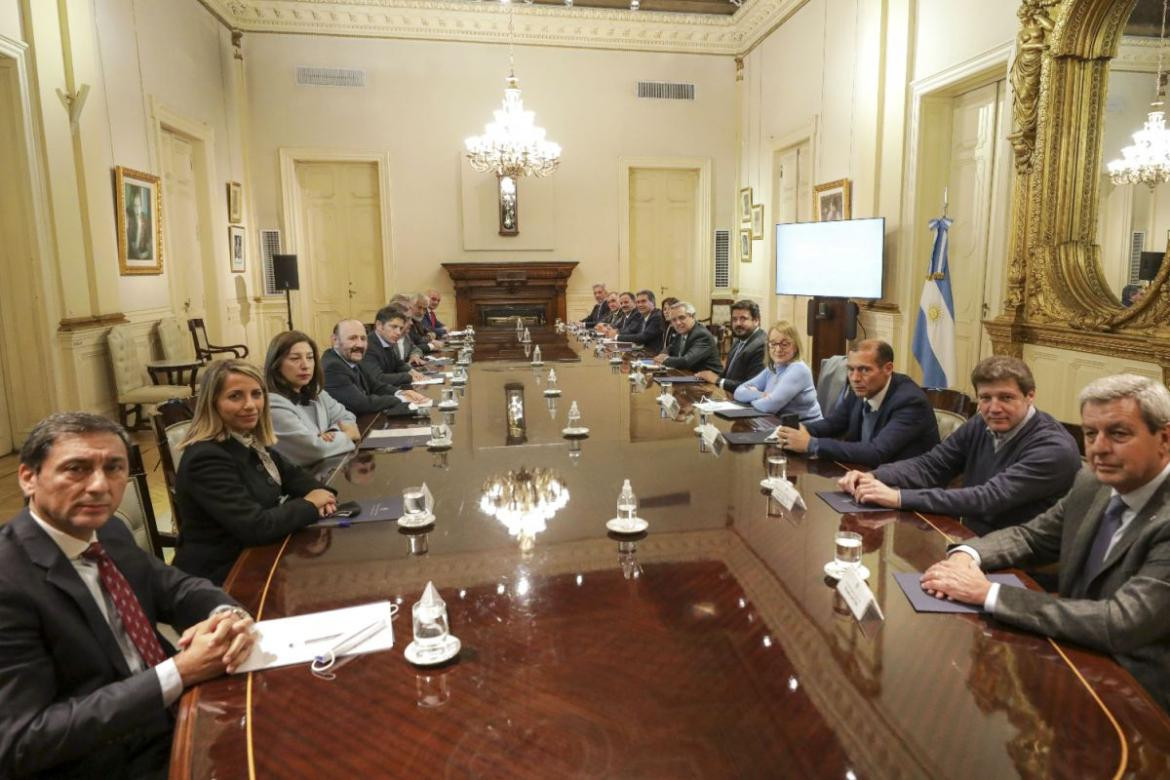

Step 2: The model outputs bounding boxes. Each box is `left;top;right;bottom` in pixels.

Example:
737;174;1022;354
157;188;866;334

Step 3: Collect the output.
114;166;164;275
739;187;753;224
739;229;752;263
751;204;765;239
227;181;243;224
814;178;852;222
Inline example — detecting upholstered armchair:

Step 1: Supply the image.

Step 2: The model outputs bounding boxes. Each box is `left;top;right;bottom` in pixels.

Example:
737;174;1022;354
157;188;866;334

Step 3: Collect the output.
106;323;192;430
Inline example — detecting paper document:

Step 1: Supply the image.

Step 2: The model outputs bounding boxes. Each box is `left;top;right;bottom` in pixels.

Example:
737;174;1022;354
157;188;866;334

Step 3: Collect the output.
366;426;433;440
695;400;744;413
412;377;444;387
233;601;396;673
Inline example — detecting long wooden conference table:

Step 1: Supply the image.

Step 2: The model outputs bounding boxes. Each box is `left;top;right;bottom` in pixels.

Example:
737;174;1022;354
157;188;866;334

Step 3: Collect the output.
171;328;1170;778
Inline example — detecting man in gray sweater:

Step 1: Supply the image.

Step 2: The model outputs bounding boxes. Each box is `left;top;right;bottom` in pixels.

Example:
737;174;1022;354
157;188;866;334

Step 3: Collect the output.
838;356;1082;535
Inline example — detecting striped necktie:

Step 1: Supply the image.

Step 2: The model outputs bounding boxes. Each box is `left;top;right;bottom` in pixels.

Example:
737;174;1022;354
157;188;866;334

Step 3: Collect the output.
81;542;167;668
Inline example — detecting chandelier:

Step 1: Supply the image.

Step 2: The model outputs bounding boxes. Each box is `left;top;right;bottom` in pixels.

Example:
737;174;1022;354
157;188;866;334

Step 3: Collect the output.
480;467;569;552
1108;0;1170;187
464;7;561;178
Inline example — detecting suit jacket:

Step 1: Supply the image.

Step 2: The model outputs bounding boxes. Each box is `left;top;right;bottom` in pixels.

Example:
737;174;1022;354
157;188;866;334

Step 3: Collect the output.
718;328;766;392
0;511;233;777
172;437;330;584
582;301;606;327
408;320;434;354
422;309;447;338
805;373;940;467
616;309;645;339
322;348;412;417
663;323;723;372
625;309;665;348
964;467;1170;711
363;331;414;388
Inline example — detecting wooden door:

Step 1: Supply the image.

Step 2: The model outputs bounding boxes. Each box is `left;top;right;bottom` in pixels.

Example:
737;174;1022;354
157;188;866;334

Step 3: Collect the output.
629;168;698;304
773;142;812;328
161;130;206;320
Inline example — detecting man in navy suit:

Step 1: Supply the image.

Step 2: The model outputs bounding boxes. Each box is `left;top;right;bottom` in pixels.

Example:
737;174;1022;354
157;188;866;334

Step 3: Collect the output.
580;283;609;327
0;413;255;778
694;299;766;393
621;290;665;348
778;340;939;467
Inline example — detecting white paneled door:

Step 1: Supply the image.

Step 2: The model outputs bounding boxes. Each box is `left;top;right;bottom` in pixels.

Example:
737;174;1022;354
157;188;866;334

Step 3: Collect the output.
772;141;812;328
160;130;206;321
296;161;386;343
629;167;699;305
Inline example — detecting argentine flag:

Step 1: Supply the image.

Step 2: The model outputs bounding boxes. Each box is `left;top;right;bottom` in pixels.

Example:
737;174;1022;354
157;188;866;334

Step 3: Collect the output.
912;217;956;388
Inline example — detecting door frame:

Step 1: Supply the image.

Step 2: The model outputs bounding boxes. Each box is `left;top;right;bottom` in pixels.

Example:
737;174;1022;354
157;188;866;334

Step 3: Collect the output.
279;148;394;332
149;98;222;334
617;156;712;311
767;118;819;327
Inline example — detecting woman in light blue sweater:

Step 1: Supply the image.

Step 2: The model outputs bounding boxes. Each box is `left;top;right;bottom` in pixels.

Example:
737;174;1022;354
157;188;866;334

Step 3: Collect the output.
264;331;359;465
733;320;823;422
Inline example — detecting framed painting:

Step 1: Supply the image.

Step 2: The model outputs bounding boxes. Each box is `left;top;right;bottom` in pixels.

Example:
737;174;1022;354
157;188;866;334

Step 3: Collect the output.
751;203;765;239
229;225;246;273
814;179;852;222
739;187;753;224
115;166;163;275
227;181;243;224
739;229;752;263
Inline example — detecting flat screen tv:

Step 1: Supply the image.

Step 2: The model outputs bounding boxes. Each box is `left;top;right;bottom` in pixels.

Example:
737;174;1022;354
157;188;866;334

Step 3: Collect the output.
775;217;885;298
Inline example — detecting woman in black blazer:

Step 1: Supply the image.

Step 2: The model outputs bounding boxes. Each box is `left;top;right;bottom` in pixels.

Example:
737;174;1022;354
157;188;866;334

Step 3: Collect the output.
172;359;337;584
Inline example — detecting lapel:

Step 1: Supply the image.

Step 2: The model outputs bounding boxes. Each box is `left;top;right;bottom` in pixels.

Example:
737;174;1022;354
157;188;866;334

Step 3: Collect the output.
1097;476;1170;580
1065;482;1113;594
12;510;132;676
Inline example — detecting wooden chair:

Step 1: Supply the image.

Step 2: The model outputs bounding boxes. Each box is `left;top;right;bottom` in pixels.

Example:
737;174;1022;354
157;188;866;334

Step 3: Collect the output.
700;298;735;358
923;387;975;418
107;323;193;430
153;398;196;533
188;318;249;362
113;442;174;559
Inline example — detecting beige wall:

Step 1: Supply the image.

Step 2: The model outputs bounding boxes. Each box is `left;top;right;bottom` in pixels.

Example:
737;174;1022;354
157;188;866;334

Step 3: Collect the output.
244;34;737;333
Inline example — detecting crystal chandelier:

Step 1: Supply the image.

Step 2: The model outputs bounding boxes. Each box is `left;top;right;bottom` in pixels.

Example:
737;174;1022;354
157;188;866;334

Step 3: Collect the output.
464;7;561;178
1108;0;1170;187
480;467;569;551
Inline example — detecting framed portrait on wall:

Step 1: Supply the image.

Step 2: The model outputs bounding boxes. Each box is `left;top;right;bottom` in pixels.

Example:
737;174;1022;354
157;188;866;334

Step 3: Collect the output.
229;225;246;273
227;181;243;224
751;204;765;239
114;166;163;275
814;179;852;222
739;187;753;224
740;229;752;263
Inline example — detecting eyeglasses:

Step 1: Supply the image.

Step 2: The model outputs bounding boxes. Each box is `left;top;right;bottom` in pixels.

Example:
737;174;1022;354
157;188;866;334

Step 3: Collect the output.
768;340;794;349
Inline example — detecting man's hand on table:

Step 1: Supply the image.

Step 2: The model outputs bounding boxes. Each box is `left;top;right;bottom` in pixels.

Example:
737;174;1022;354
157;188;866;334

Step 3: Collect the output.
175;610;256;683
921;553;990;605
694;370;718;384
838;470;900;508
775;424;810;452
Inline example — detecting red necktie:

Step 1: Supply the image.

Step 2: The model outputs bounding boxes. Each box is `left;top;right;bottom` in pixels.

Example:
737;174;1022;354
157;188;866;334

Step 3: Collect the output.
81;542;167;668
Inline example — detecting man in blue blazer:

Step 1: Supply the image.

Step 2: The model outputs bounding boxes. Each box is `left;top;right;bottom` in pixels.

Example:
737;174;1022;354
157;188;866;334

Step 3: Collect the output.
695;299;766;393
778;340;939;467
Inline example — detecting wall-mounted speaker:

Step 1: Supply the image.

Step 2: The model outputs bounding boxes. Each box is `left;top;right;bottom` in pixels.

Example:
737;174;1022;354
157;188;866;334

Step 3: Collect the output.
272;254;300;291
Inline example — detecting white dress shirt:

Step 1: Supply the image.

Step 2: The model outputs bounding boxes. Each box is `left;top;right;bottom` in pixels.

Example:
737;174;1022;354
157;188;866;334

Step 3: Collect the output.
28;510;184;705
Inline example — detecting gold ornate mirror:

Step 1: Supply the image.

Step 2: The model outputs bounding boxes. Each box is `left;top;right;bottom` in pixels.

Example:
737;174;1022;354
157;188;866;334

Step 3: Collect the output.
986;0;1170;383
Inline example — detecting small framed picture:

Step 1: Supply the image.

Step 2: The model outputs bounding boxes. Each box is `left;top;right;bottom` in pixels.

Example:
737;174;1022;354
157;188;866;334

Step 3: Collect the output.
114;166;164;275
751;204;765;239
739;229;752;263
227;181;243;224
228;225;246;272
814;179;852;222
739;187;753;225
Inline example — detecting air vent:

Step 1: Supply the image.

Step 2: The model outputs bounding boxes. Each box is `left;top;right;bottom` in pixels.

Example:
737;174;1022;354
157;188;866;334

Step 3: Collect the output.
636;81;695;101
260;229;281;295
296;67;366;88
714;229;730;290
1129;230;1146;284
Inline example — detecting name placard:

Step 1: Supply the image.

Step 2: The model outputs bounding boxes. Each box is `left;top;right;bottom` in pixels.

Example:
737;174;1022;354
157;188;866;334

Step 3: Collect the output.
836;568;884;625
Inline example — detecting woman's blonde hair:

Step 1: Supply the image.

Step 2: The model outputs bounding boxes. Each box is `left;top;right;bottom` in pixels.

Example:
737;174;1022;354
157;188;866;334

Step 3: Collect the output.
766;320;803;368
180;359;276;449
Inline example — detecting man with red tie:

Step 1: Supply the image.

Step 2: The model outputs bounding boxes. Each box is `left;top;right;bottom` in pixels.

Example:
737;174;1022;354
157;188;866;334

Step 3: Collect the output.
0;413;256;778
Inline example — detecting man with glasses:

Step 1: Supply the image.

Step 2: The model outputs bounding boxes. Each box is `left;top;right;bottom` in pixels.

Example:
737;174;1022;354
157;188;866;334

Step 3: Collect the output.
695;299;766;392
775;340;939;467
838;355;1081;535
653;302;723;372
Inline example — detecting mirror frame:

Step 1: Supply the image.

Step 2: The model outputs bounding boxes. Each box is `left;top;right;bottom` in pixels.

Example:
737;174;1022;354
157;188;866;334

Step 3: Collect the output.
984;0;1170;384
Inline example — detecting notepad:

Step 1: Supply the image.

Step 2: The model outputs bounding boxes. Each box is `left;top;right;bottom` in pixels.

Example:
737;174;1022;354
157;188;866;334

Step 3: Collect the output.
713;406;769;419
412;377;444;386
315;496;404;527
720;430;776;445
360;426;432;449
655;375;704;385
894;572;1027;614
232;601;396;674
816;490;900;514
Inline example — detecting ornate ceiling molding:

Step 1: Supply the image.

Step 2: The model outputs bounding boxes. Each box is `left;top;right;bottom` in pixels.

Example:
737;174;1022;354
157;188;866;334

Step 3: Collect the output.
199;0;808;55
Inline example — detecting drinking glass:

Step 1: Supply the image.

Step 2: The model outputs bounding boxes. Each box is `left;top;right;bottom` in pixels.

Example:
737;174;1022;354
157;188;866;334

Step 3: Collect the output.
412;601;449;650
834;531;863;569
766;455;788;482
403;487;427;517
441;387;455;404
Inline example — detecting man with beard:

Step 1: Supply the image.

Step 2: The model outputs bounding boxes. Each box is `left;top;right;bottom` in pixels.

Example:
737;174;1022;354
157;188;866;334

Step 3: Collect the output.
323;319;429;416
694;299;765;393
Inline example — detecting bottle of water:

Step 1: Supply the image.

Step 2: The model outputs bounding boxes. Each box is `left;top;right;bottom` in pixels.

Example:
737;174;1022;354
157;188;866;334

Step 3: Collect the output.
616;479;638;523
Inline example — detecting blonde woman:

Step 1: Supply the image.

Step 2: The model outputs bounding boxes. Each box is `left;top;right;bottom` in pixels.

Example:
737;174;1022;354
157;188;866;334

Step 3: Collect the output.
733;320;823;421
172;359;337;584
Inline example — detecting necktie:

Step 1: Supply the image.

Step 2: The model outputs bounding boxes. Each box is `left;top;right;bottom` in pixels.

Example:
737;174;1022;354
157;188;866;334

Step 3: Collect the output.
81;542;167;668
861;402;878;442
354;363;369;392
1080;495;1127;590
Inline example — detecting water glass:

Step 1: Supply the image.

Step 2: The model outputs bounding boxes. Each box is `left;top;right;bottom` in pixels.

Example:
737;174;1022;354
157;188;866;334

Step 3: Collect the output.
834;531;863;569
412;601;450;650
441;387;455;404
403;487;427;517
766;455;788;482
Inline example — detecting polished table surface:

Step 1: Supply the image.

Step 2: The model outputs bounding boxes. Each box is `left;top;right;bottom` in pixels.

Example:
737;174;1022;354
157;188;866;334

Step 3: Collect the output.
172;329;1170;779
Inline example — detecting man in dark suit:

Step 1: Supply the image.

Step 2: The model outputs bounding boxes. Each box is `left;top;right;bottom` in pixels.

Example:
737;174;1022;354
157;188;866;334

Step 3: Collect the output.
580;283;608;327
622;289;665;348
423;289;448;338
695;299;765;393
598;291;636;335
364;305;425;389
0;413;255;778
921;374;1170;712
777;340;939;467
323;319;428;416
654;301;723;373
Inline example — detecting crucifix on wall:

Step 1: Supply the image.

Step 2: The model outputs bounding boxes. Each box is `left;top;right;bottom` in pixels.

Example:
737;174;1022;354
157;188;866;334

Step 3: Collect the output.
498;174;518;236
